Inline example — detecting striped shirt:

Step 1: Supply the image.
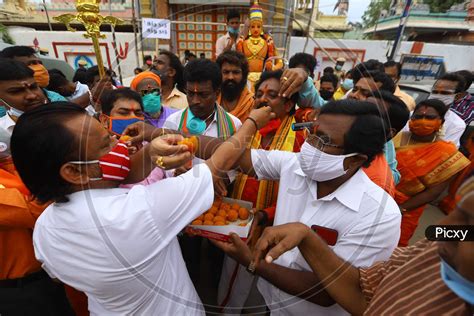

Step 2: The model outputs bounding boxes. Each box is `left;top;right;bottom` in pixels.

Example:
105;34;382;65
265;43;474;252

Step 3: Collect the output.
360;239;470;315
451;93;474;125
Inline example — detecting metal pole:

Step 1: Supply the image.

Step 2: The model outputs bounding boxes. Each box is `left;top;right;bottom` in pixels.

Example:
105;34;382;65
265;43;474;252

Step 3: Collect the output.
283;2;294;59
388;0;412;61
303;0;316;52
42;0;53;31
131;0;140;68
109;0;123;83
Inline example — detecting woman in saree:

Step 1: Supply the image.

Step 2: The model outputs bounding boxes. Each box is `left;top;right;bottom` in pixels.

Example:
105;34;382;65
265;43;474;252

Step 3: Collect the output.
394;99;470;246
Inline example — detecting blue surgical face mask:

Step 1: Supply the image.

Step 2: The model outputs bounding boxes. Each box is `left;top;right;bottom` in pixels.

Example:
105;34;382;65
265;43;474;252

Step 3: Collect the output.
142;92;162;115
440;258;474;304
342;78;354;90
0;98;24;118
107;116;144;135
227;26;239;35
0;106;6;118
186;108;206;135
335;64;343;71
7;107;24;118
186;108;215;135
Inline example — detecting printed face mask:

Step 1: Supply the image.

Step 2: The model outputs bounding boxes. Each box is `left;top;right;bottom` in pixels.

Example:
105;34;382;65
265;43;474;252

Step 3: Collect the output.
68;142;131;182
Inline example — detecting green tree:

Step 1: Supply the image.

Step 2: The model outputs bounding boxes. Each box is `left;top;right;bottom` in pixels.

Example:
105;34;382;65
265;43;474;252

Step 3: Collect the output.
423;0;465;13
361;0;392;28
0;23;15;45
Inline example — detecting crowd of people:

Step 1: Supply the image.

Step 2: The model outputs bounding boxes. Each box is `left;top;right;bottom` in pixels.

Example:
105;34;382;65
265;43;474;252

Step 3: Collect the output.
0;22;473;316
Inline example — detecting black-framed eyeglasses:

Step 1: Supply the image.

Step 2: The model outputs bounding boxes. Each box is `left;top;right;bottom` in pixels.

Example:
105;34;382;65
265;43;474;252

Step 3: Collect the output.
140;88;161;97
306;133;344;150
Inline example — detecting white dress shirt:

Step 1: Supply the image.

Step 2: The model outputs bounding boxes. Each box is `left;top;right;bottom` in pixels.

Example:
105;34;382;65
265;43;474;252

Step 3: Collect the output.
215;32;237;58
251;149;401;316
441;110;466;147
33;164;214;315
69;82;90;100
0;114;16;136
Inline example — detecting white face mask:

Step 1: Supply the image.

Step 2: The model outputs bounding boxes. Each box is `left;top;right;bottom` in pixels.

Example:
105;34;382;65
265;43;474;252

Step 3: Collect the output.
298;141;359;182
429;93;455;107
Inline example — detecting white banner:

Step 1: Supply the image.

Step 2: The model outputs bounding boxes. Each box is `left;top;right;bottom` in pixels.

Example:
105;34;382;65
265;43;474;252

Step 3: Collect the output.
142;18;171;39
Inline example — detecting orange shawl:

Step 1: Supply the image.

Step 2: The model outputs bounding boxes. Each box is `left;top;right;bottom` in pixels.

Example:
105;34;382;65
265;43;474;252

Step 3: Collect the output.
217;87;255;122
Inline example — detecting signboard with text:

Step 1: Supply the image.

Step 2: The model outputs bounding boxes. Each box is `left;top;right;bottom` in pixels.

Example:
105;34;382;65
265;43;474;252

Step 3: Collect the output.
142;18;171;39
400;54;446;81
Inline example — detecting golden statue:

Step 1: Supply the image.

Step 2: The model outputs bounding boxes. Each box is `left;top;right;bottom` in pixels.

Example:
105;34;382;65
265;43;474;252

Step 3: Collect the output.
236;1;281;87
54;0;123;78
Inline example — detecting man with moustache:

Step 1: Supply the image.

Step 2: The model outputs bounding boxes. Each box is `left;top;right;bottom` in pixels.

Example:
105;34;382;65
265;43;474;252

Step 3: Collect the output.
152;50;188;110
216;51;254;122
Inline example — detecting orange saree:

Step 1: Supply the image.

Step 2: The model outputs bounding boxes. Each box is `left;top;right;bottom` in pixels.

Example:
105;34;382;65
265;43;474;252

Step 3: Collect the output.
395;140;470;246
439;131;474;214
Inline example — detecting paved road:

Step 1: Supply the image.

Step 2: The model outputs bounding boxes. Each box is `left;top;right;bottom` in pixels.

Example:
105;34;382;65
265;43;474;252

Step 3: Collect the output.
410;204;446;245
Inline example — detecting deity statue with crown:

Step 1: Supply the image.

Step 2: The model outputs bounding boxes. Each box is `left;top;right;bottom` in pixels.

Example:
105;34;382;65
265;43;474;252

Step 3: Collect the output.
236;1;281;88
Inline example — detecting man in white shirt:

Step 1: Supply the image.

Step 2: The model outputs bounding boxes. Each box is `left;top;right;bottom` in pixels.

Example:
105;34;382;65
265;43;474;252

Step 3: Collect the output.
11;101;274;315
212;100;401;315
47;69;90;100
47;69;96;115
0;59;48;136
164;58;242;157
429;73;467;147
215;9;241;58
163;58;241;297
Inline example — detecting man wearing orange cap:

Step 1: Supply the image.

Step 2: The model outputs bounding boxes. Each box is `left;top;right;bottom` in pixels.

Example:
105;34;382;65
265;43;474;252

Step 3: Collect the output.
130;71;176;128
